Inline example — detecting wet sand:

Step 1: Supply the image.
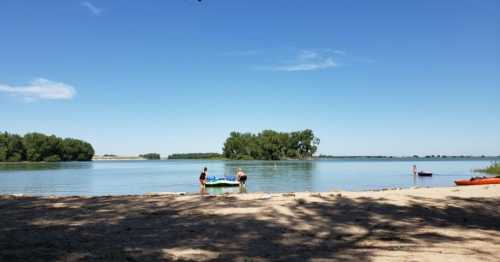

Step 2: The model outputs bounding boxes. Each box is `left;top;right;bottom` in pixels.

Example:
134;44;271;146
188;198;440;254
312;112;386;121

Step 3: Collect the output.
1;185;499;261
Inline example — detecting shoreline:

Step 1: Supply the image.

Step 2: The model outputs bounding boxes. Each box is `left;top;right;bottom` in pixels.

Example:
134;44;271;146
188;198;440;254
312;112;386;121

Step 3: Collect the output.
0;184;462;198
1;184;498;198
1;185;499;261
0;184;497;198
0;185;472;198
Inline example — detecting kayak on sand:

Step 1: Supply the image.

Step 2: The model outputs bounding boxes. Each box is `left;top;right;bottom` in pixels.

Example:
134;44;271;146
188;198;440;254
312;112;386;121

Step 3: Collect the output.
455;177;500;186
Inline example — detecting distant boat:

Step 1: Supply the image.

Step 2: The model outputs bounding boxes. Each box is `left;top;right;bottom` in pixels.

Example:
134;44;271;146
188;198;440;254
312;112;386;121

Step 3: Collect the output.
417;171;433;177
455;177;500;186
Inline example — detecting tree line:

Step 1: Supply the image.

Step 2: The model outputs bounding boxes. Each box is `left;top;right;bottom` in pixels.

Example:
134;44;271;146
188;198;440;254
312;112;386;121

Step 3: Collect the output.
139;153;161;160
318;155;495;159
223;129;319;160
168;153;223;160
0;132;94;162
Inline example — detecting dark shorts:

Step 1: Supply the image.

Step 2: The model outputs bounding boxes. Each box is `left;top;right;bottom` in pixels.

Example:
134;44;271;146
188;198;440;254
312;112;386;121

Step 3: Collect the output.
239;176;247;183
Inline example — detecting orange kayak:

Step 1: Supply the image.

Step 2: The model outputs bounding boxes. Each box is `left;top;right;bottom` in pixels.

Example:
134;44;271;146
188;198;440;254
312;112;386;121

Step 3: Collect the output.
455;177;500;186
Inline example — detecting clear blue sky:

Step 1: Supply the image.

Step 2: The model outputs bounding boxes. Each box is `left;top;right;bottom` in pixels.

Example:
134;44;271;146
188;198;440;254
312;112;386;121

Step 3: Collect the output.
1;0;499;156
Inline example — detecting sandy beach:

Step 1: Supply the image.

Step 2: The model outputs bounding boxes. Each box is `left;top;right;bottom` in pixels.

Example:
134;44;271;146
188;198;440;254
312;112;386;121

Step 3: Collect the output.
1;185;499;261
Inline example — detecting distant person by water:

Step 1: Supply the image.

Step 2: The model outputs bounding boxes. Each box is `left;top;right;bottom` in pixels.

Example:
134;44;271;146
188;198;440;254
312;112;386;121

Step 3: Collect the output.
199;167;208;186
237;168;247;185
412;165;417;175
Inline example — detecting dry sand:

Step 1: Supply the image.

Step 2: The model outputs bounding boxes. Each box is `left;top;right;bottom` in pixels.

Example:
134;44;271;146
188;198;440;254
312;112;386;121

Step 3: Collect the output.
1;185;499;261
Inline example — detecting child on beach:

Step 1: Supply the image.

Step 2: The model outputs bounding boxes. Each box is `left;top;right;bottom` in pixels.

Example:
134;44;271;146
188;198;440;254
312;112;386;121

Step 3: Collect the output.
199;167;208;186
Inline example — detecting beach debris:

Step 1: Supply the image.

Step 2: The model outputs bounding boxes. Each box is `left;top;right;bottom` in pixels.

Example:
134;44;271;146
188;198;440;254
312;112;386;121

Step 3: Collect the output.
296;198;306;204
282;192;295;197
260;194;273;200
328;192;343;198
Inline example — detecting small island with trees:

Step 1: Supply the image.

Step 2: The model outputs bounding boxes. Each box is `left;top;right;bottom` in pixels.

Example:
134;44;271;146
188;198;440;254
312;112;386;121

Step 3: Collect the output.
0;132;94;162
166;129;320;161
222;129;319;160
139;153;161;160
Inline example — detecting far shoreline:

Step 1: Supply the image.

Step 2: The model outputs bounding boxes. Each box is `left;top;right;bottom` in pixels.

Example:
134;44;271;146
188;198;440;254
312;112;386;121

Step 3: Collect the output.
2;156;499;163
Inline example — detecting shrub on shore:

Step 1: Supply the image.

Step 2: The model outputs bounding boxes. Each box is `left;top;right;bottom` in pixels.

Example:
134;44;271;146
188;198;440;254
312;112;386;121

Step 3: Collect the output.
476;162;500;175
0;132;94;162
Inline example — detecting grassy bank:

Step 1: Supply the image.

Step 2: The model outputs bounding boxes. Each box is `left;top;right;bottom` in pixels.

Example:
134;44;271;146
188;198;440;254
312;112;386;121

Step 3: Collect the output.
475;162;500;175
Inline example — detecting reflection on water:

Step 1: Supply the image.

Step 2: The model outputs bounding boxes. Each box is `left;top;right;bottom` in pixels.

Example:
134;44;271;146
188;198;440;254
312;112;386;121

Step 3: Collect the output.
223;161;316;192
0;159;497;196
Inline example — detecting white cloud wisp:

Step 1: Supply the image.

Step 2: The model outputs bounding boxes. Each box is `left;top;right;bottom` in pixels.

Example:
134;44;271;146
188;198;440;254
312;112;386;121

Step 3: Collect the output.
0;78;76;101
267;49;339;72
272;57;337;72
81;1;103;16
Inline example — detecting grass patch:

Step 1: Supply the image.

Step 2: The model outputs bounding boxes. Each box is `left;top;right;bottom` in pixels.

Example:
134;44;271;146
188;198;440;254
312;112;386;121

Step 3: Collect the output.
475;162;500;175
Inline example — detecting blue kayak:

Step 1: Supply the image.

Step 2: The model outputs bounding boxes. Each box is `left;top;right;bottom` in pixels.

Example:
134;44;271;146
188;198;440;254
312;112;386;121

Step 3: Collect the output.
205;176;240;187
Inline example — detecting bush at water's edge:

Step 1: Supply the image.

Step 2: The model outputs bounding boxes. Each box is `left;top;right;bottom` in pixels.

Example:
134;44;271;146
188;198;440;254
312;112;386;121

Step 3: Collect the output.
475;162;500;175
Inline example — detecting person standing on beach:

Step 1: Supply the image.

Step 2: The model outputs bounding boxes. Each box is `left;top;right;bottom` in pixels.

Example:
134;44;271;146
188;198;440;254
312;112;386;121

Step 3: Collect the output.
199;167;208;186
236;168;247;185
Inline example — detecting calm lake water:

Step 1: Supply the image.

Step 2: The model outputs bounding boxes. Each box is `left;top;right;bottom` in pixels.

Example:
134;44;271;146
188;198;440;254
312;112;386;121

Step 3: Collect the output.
0;159;498;196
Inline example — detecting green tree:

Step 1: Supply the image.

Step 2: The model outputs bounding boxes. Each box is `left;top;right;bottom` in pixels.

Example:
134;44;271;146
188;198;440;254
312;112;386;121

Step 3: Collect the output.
0;132;26;162
0;131;94;162
59;138;94;161
258;130;283;160
0;132;8;161
10;134;26;161
60;138;81;161
222;129;319;160
23;133;55;161
75;141;94;161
